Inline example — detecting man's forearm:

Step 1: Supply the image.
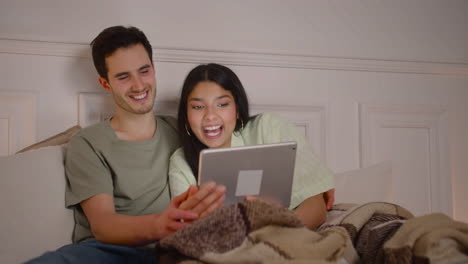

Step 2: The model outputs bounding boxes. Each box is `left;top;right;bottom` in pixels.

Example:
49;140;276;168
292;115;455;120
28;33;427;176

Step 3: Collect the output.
89;212;162;246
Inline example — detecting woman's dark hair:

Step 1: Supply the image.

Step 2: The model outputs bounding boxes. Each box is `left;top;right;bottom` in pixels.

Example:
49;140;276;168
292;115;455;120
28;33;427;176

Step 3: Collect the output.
90;25;153;81
178;63;250;177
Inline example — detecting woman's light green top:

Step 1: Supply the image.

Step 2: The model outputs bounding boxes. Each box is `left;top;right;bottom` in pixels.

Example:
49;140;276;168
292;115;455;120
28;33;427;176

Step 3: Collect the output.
169;113;334;209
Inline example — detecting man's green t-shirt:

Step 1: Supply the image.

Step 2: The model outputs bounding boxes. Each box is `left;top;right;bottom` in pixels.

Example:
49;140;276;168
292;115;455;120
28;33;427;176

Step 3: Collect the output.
65;115;180;243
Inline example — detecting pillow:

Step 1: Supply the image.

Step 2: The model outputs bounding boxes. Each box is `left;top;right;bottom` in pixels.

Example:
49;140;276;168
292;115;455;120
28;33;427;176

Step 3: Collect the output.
334;161;392;204
0;145;73;264
16;125;81;154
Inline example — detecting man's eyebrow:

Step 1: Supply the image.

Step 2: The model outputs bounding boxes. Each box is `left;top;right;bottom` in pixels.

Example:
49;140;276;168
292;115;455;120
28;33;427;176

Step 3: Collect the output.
139;64;151;71
114;71;129;79
113;64;152;79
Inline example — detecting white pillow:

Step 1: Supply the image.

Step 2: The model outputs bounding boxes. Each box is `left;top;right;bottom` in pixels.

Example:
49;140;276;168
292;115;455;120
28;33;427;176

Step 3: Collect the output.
0;145;73;264
334;161;392;204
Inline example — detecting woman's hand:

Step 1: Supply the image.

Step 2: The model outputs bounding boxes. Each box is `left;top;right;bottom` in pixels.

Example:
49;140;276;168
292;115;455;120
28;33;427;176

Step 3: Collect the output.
323;188;335;210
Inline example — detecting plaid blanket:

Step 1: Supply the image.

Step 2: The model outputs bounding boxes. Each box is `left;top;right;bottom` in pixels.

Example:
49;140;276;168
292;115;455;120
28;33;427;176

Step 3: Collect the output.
156;200;468;264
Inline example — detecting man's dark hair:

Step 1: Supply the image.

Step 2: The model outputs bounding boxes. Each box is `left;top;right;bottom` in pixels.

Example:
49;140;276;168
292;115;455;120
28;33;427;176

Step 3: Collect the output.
90;26;153;80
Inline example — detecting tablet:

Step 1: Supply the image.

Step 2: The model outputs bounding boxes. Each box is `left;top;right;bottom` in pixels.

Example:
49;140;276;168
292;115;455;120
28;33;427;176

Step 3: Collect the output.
197;141;297;207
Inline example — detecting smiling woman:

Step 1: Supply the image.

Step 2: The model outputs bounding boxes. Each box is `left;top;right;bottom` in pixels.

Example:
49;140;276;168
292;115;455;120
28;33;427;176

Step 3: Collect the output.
169;63;335;230
187;81;238;149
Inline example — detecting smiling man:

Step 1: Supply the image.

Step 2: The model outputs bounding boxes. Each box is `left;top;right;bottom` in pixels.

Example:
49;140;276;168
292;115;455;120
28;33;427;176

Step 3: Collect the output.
26;26;226;264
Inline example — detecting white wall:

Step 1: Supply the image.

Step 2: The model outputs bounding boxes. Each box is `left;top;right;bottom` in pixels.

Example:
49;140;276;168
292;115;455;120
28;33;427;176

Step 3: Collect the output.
1;0;467;221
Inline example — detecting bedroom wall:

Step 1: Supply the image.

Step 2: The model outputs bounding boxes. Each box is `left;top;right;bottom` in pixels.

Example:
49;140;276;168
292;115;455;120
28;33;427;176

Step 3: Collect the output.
1;0;467;221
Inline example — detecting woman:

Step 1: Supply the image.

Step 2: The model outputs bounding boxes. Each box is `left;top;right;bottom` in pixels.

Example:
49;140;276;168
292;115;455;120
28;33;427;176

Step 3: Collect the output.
170;63;335;229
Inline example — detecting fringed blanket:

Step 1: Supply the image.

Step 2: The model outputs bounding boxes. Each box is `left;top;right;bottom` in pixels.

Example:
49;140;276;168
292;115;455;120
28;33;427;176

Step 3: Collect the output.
155;200;468;264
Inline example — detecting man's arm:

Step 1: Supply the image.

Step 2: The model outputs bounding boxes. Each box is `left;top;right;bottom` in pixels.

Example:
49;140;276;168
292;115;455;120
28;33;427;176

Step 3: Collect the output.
81;192;194;246
294;193;327;229
81;183;225;246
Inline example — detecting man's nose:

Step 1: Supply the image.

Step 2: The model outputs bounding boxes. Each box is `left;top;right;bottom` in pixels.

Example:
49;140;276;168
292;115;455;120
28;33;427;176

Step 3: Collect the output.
131;76;144;91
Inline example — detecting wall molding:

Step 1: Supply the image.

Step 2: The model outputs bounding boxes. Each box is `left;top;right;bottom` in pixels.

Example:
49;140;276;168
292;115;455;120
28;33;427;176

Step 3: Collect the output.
1;38;467;76
250;104;328;160
359;103;452;216
78;92;328;160
0;92;37;155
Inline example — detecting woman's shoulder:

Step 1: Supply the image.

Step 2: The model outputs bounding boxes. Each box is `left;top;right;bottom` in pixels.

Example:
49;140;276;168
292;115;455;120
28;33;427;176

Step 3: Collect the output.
248;112;291;128
170;147;185;161
169;146;197;183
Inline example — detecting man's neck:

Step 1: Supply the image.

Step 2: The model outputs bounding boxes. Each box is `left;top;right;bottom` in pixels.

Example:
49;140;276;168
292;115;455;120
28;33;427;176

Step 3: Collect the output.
110;111;157;142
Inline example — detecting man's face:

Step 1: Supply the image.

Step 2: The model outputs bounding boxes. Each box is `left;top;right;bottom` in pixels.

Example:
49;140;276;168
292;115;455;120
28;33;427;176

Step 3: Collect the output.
99;44;156;116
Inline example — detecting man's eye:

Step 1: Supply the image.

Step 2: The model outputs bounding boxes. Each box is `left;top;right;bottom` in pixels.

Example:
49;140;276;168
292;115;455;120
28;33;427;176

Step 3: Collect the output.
117;76;128;80
140;69;149;74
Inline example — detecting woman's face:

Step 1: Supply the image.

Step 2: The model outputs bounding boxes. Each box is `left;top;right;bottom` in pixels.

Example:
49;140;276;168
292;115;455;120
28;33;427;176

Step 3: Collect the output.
187;81;237;148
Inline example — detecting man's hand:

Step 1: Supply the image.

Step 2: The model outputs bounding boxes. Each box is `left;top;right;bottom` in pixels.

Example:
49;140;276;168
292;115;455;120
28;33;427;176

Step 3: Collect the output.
153;189;199;239
323;188;335;210
179;182;226;219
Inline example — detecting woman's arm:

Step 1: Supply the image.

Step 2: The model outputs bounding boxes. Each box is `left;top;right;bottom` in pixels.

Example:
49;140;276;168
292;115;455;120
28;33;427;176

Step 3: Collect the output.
293;193;327;229
324;188;335;210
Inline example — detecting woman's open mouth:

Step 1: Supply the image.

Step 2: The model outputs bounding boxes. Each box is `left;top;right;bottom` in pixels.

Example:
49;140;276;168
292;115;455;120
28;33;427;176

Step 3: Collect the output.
203;125;223;138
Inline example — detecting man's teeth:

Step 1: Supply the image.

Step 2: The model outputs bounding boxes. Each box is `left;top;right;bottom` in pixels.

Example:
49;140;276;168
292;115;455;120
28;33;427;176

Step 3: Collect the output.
132;93;146;100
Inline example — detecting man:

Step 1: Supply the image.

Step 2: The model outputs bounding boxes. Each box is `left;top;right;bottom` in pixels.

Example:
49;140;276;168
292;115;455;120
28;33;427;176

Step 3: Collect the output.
26;26;225;264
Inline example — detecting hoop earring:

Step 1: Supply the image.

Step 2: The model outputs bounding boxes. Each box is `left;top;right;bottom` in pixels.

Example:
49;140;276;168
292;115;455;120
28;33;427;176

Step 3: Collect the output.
185;124;191;136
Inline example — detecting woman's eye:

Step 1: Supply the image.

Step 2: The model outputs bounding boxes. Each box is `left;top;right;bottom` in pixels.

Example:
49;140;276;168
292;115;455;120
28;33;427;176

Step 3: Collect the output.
191;105;203;110
218;103;229;107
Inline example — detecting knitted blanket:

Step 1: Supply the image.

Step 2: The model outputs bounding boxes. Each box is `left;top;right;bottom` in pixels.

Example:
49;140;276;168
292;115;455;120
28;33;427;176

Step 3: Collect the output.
156;201;468;264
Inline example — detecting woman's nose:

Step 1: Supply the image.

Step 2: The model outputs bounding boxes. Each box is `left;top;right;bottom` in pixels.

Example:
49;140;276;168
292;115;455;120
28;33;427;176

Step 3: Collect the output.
204;106;217;120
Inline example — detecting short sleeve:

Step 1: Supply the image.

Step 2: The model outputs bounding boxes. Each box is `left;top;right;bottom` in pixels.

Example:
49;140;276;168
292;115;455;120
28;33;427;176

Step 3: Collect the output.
257;113;335;209
65;134;113;208
169;148;197;198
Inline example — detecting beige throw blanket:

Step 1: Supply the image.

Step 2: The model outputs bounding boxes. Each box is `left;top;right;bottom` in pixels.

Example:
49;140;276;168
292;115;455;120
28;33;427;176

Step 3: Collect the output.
157;200;354;263
156;200;468;264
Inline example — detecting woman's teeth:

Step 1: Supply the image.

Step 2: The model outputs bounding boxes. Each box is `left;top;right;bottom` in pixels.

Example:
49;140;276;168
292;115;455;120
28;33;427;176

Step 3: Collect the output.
204;125;222;137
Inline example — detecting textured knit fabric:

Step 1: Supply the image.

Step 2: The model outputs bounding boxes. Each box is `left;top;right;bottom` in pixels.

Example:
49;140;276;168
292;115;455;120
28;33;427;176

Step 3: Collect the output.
157;201;468;264
169;113;334;210
378;213;468;264
156;200;353;264
65;115;180;243
355;213;406;263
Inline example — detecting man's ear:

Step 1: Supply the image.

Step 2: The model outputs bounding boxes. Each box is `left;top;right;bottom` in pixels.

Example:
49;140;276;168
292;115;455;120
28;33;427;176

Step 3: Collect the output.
98;77;112;92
